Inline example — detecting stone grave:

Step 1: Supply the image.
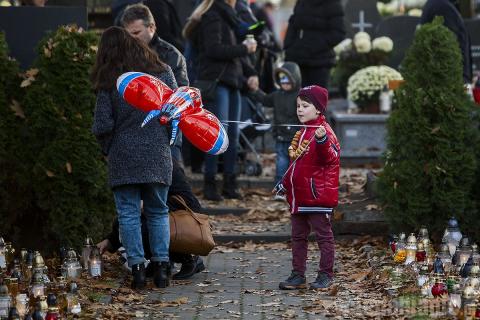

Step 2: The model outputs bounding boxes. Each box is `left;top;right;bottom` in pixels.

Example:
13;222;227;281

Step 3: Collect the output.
330;112;388;164
0;6;87;69
465;18;480;73
344;0;382;37
375;16;421;68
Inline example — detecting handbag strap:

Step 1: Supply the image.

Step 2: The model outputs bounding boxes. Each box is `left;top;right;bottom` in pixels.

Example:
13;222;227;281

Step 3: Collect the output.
214;64;228;83
170;195;205;225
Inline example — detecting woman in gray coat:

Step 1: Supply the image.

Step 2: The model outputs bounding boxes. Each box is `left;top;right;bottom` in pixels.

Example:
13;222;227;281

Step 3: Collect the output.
91;27;177;290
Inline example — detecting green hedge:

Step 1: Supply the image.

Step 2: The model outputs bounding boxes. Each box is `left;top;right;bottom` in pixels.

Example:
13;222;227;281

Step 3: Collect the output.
0;26;115;250
377;17;479;241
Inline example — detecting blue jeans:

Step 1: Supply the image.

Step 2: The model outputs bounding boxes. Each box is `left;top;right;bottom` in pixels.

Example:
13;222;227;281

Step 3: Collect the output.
205;85;241;176
113;183;170;267
275;141;290;183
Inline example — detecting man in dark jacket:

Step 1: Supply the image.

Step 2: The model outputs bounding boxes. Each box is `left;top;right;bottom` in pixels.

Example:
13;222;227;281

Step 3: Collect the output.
121;3;189;87
421;0;472;83
284;0;345;87
121;3;189;162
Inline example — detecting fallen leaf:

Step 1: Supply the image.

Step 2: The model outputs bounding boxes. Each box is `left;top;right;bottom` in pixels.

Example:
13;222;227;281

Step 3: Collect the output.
348;268;372;282
66;162;72;173
9;100;25;118
46;170;55;177
20;78;33;88
365;204;379;211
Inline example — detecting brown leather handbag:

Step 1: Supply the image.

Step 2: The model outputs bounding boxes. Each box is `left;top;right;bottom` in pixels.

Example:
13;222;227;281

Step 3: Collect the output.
169;195;215;256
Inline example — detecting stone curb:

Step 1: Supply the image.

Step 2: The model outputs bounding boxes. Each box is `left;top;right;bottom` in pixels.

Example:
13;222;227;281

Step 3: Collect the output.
213;221;389;244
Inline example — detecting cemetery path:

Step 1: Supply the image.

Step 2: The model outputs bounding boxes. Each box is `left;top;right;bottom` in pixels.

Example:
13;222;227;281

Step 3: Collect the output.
78;238;399;319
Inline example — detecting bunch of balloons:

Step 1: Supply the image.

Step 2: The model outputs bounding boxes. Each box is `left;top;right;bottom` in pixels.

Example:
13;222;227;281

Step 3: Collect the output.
116;72;228;155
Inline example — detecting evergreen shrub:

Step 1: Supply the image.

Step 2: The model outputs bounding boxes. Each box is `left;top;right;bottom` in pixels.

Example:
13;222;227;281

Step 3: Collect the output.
2;26;115;250
0;32;31;240
377;17;479;241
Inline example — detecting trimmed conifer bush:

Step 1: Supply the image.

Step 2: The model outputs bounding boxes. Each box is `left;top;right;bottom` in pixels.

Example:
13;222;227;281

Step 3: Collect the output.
377;17;479;241
0;32;32;240
5;26;115;249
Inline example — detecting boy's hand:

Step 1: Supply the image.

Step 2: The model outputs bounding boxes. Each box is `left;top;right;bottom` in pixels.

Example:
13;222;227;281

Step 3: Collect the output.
315;125;326;139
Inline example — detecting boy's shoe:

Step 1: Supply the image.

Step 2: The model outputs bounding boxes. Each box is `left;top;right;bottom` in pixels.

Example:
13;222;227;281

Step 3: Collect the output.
310;272;333;289
273;194;286;201
279;271;306;290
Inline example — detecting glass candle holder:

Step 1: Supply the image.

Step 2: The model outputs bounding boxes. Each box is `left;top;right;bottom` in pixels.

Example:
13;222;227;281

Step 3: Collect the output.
15;293;29;317
431;277;448;297
0;285;11;318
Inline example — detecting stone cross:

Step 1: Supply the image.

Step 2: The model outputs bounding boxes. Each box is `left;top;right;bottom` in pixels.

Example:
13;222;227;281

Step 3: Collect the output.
351;10;373;32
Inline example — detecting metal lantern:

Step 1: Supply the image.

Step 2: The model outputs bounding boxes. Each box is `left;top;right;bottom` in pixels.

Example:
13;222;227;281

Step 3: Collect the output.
81;237;94;270
405;233;417;265
0;284;11;318
30;271;45;299
63;249;82;280
458;237;473;267
443;217;463;256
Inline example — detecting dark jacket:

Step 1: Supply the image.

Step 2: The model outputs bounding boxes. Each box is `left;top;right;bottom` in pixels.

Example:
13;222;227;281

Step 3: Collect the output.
192;0;256;89
144;0;185;52
149;35;189;87
284;0;345;68
421;0;472;83
282;115;340;214
105;159;202;257
253;62;302;142
92;68;177;188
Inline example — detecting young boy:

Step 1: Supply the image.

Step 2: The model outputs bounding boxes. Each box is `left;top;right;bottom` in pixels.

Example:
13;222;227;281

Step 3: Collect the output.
253;62;301;193
275;85;340;290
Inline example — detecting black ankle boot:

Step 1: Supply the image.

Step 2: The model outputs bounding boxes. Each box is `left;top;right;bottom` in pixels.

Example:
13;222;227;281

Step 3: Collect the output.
222;174;242;199
131;263;146;290
173;256;205;280
153;261;170;288
204;175;223;201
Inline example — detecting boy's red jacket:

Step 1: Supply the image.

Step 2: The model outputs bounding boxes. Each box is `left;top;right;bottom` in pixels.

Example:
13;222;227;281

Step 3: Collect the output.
282;115;340;214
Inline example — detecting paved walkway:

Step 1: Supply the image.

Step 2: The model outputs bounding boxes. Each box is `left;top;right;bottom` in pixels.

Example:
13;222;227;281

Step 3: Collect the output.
81;239;393;319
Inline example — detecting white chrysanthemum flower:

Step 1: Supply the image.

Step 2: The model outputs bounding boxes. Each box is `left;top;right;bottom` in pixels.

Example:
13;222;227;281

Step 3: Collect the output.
347;66;403;106
334;38;352;56
408;8;422;17
354;31;371;43
355;38;372;53
372;37;393;52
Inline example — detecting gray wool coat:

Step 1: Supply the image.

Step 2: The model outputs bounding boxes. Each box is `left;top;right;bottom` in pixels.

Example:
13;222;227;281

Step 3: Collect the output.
92;68;178;188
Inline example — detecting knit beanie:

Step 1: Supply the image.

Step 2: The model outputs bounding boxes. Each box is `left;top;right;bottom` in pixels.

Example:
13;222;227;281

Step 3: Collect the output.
298;85;329;114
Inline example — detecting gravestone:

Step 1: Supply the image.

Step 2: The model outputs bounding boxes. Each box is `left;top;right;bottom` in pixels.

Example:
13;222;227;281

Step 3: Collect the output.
344;0;382;37
375;16;420;69
0;7;87;69
330;112;388;164
465;18;480;73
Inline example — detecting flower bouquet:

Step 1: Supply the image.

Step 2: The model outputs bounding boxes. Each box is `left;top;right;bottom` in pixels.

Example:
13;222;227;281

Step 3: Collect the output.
332;32;394;97
347;65;403;113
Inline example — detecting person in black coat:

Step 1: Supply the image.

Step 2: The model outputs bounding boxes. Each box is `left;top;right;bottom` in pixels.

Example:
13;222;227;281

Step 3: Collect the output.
284;0;345;88
183;0;258;201
143;0;185;52
421;0;472;83
97;159;206;280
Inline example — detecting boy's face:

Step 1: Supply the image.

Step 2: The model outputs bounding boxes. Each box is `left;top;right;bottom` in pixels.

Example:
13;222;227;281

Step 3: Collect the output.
296;97;319;123
280;83;293;91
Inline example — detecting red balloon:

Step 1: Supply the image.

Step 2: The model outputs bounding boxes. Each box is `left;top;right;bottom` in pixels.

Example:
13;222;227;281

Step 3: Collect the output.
116;72;229;155
116;72;173;112
179;108;228;155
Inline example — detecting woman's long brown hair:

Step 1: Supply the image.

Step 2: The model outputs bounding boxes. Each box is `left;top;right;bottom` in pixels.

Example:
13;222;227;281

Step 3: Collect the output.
91;26;166;91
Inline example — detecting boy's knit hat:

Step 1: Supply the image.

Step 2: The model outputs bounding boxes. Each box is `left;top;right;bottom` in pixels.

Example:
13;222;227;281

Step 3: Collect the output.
298;85;329;113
